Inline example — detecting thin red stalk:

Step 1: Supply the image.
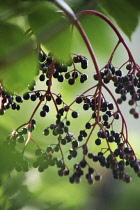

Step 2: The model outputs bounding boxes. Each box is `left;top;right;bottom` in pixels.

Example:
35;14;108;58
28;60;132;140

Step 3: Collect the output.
54;1;101;79
28;91;48;123
28;59;55;122
85;123;96;145
74;20;101;79
77;10;137;67
97;122;112;152
50;92;59;114
102;83;128;141
69;84;98;107
96;84;102;122
108;40;121;63
16;123;28;132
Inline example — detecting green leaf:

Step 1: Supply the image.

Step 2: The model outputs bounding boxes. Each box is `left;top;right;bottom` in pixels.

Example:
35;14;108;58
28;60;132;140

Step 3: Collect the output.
1;53;36;93
0;0;20;8
28;3;72;62
127;0;140;11
0;142;16;175
96;0;139;38
0;21;36;93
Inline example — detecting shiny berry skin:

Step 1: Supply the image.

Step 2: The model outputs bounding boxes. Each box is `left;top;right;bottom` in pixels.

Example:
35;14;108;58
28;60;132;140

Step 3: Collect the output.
81;58;88;69
126;63;132;70
31;119;36;125
115;69;122;76
23;92;30;100
56;97;62;105
83;103;90;110
80;74;88;83
108;103;114;110
43;105;50;112
108;136;115;142
68;78;75;85
85;122;91;129
102;114;109;121
40;110;46;117
31;94;37;101
76;97;83;104
39;74;45;81
72;71;78;79
71;111;78;118
79;159;87;168
95;138;102;145
94;174;102;181
88;167;94;174
66;121;70;126
38;52;46;62
16;96;23;103
65;72;71;79
46;95;51;101
72;140;79;149
73;56;81;63
58;75;64;82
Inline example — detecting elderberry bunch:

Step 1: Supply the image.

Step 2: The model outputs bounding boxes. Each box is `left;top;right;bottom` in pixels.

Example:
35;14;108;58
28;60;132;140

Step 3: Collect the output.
5;51;140;185
4;50;140;185
0;83;24;115
38;51;88;85
1;0;140;187
94;62;140;119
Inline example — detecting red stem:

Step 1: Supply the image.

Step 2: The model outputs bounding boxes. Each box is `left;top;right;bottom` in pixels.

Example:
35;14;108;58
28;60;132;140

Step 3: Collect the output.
102;83;128;141
77;10;137;67
74;20;101;79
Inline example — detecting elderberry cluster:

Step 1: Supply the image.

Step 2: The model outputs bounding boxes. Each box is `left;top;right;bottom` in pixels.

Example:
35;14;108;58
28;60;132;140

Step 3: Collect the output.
0;84;24;115
4;46;140;186
94;62;140;118
38;51;88;85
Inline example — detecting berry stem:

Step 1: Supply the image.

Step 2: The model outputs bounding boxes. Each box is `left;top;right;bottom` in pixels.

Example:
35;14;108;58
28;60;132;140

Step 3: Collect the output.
74;20;101;79
102;83;128;141
77;10;137;67
28;91;48;123
69;84;97;108
108;40;121;64
96;84;102;123
54;0;101;79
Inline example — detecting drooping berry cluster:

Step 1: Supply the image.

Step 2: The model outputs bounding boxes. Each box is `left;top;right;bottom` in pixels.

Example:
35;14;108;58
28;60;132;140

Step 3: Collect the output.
4;48;140;185
38;51;88;85
0;83;23;115
94;62;140;119
3;4;140;185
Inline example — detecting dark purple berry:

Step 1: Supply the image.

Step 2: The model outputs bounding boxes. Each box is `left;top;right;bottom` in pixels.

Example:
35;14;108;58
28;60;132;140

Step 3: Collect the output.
95;138;102;145
56;97;62;105
43;104;50;112
76;97;83;104
23;92;30;100
31;94;37;101
85;122;91;129
71;111;78;118
68;78;75;85
40;110;46;117
16;96;23;103
39;74;45;81
58;75;64;82
108;103;114;110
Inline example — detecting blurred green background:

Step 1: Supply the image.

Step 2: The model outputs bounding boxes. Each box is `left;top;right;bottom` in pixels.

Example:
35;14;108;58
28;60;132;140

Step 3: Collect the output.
0;0;140;209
